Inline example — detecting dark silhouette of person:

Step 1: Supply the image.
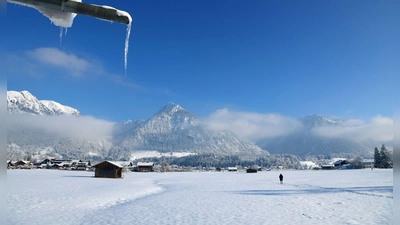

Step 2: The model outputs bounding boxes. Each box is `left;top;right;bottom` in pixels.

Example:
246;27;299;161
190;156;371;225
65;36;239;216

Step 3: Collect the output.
279;173;283;184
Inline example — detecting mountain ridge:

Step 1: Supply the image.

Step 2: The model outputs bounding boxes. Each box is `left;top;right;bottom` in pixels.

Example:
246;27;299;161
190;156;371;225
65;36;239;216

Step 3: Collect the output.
7;91;267;161
111;102;267;159
7;90;379;160
7;90;80;116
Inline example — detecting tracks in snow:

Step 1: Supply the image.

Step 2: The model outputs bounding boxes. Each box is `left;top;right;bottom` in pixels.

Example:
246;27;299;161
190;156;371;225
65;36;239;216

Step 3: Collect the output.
271;181;393;199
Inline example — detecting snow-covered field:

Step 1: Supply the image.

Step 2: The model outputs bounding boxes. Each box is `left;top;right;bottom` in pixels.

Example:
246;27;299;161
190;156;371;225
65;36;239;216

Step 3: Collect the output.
8;169;392;225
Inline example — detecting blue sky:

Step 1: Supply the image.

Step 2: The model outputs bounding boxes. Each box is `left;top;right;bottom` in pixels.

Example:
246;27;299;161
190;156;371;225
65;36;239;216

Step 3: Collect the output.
6;0;397;142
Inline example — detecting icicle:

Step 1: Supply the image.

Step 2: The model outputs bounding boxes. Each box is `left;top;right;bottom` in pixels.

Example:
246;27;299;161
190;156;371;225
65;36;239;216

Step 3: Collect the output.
59;27;63;45
124;22;131;77
116;9;132;77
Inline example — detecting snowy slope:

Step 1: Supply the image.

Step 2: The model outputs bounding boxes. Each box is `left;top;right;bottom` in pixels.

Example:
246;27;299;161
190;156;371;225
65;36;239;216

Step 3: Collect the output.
111;102;267;159
7;90;80;116
7;90;54;115
7;90;381;161
40;100;80;116
7;92;266;160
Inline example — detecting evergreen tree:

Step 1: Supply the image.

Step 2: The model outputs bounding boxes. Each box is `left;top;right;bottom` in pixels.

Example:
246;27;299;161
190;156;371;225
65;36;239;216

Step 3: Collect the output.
374;147;381;168
380;145;393;168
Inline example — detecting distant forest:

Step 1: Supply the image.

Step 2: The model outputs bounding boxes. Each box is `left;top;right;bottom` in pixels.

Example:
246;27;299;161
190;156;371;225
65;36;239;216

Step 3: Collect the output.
133;152;368;170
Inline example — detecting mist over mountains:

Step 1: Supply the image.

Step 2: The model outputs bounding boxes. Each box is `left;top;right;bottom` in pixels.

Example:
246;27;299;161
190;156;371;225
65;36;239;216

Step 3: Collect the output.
256;114;380;157
7;91;267;161
7;90;387;161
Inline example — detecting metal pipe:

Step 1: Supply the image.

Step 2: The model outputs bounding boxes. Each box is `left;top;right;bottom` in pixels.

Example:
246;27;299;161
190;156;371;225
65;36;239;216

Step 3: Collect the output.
8;0;131;24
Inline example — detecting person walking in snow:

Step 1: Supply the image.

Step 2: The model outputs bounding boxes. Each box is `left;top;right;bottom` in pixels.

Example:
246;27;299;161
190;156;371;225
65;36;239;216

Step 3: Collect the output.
279;173;283;184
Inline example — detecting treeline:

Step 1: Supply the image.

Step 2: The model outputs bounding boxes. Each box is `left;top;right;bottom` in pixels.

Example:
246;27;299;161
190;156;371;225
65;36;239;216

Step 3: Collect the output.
135;153;303;169
304;153;366;161
374;145;393;168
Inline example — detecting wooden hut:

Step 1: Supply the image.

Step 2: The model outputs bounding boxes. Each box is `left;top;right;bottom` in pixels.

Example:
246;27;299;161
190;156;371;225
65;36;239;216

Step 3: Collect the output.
93;161;123;178
246;168;257;173
137;162;154;172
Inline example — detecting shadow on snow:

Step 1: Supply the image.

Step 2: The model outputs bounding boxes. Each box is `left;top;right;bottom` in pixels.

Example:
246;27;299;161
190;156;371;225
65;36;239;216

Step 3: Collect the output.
232;185;393;199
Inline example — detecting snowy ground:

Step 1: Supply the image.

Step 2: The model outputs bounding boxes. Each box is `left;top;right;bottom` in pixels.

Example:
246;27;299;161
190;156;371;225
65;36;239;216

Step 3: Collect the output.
8;169;392;225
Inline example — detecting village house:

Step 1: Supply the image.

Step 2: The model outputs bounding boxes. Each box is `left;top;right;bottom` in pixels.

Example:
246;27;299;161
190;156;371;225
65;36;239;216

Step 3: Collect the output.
136;162;154;172
321;164;335;170
7;160;15;168
93;161;124;178
76;160;91;170
15;160;30;167
333;159;351;169
10;160;33;169
36;163;48;169
51;159;72;164
42;159;72;169
227;167;238;172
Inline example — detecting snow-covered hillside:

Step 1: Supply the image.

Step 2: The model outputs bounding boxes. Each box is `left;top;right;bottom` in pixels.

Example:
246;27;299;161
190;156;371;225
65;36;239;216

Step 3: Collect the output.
7;90;80;116
7;92;267;160
40;100;80;116
111;102;267;159
7;90;384;161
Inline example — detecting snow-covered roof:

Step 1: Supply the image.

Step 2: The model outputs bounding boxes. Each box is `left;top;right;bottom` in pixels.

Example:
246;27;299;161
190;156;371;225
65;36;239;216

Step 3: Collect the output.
112;161;131;167
93;161;124;168
299;161;316;166
330;158;347;164
137;162;154;167
321;164;334;167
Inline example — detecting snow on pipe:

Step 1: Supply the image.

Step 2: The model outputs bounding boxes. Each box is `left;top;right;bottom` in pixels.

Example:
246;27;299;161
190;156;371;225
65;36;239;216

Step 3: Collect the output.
8;0;131;24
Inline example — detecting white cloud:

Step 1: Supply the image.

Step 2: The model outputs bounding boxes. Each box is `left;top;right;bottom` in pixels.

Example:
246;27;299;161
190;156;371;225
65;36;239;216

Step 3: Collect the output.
312;116;393;142
27;47;92;76
8;48;151;91
204;108;393;145
203;108;303;142
8;114;114;140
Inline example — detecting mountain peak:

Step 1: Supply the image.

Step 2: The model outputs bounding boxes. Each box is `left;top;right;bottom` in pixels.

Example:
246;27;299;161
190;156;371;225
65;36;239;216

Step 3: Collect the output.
8;90;35;100
157;102;185;114
20;90;33;96
299;114;343;128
